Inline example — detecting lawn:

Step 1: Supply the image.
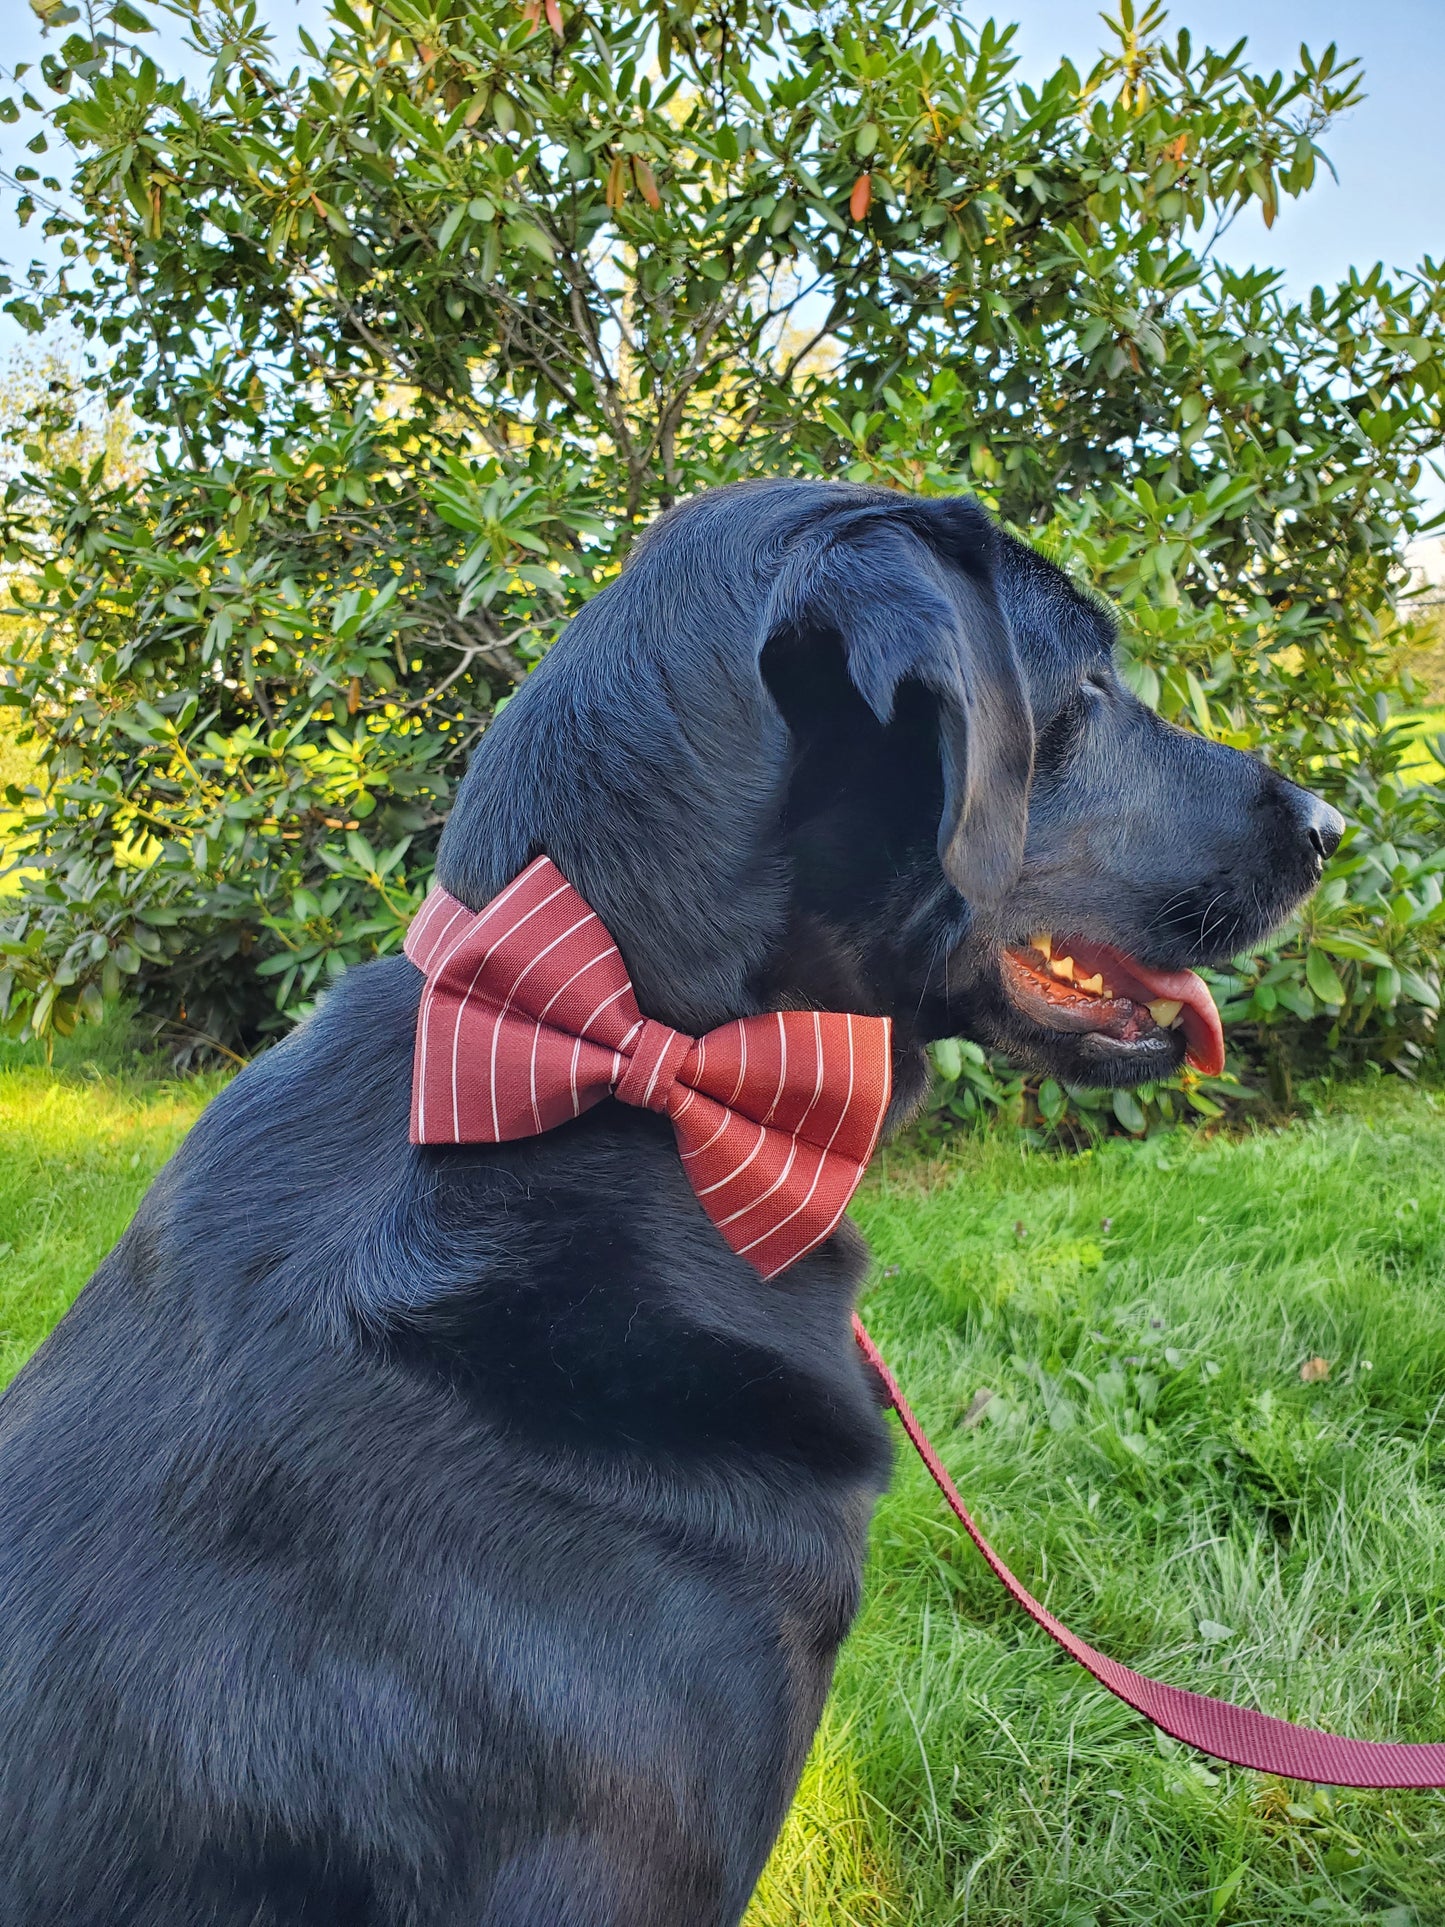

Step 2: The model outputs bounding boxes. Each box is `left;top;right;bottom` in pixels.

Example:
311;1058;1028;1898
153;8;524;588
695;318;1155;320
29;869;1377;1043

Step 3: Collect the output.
3;1039;1444;1925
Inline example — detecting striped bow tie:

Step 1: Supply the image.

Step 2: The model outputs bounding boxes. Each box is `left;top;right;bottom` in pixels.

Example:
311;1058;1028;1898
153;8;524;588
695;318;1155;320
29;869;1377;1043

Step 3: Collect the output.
403;856;893;1279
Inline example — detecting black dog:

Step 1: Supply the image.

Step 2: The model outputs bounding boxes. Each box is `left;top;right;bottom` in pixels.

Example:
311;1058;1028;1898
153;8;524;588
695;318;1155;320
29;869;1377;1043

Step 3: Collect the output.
0;482;1340;1925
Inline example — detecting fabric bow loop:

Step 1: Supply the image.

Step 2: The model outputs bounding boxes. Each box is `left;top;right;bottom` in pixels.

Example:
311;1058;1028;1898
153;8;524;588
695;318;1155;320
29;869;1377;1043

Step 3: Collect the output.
614;1017;693;1113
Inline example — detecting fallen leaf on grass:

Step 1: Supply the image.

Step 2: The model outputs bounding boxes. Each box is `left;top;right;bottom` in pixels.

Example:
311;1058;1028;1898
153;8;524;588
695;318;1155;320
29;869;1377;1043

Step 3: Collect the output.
1300;1356;1330;1383
961;1389;995;1428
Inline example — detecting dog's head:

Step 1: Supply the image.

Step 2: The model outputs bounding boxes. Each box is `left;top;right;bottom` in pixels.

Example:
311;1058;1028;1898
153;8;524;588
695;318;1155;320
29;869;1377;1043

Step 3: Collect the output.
438;481;1341;1111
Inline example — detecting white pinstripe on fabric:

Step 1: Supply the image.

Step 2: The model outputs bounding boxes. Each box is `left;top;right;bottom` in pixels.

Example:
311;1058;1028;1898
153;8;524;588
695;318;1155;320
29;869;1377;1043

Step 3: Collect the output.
478;907;593;1139
529;943;619;1131
412;861;557;1139
411;893;485;1139
735;1017;847;1256
443;878;572;1140
693;1121;769;1198
717;1137;799;1229
760;1010;788;1126
736;1013;866;1263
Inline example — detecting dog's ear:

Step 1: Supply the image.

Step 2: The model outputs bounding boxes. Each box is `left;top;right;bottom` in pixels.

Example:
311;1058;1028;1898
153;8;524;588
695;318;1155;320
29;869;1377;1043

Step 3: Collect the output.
763;506;1033;905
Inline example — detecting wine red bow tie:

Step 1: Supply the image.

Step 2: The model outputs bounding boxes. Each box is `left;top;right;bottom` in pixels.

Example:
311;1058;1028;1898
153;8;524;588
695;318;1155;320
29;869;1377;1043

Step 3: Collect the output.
403;856;893;1279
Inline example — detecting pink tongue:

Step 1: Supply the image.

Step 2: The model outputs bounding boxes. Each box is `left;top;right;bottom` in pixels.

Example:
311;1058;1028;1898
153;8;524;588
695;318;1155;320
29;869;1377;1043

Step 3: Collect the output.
1064;940;1226;1078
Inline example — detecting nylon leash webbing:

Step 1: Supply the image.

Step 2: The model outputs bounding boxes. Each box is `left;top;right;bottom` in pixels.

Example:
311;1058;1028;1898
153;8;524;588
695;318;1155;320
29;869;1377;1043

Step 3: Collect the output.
852;1315;1445;1788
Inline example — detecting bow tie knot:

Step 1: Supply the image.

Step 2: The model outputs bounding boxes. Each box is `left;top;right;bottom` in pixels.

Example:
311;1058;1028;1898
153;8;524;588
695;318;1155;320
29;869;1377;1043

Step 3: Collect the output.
614;1017;693;1114
404;856;892;1279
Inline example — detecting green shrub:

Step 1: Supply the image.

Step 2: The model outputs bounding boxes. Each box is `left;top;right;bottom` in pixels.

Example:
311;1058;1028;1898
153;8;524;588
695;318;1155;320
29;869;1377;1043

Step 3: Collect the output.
1;0;1443;1084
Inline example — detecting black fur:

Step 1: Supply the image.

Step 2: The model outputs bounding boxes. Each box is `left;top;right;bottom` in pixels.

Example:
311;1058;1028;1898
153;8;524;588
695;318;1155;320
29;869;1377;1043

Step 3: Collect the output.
0;481;1340;1924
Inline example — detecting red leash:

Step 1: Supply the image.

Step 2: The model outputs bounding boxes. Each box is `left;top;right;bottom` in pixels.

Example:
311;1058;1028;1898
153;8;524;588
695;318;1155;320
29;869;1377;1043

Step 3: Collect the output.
853;1315;1445;1788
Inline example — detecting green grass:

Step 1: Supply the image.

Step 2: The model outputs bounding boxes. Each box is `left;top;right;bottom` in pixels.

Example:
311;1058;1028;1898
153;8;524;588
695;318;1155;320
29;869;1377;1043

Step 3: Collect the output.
751;1085;1445;1926
0;1026;217;1383
2;1046;1443;1924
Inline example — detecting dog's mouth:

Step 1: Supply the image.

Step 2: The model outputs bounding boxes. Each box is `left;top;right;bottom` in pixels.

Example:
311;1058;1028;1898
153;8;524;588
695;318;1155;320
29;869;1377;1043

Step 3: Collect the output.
999;934;1225;1077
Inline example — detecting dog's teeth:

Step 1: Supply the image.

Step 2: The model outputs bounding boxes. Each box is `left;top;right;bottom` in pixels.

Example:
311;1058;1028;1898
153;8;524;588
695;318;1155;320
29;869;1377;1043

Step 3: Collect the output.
1050;955;1075;982
1076;972;1104;995
1148;999;1182;1028
1029;931;1052;960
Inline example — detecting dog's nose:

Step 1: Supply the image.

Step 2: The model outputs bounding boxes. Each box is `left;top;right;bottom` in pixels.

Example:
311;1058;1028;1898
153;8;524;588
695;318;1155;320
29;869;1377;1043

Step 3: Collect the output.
1296;789;1345;866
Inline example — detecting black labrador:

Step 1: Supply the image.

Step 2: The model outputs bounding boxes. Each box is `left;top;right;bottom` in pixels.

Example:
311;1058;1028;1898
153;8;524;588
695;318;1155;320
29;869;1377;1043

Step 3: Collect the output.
0;482;1341;1925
